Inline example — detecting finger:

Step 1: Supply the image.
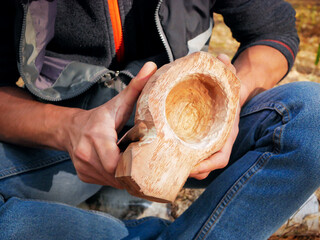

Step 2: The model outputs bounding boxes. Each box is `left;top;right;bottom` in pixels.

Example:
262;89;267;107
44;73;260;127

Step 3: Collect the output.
91;134;125;189
78;171;122;189
75;162;107;184
75;158;123;189
77;171;105;185
111;62;157;130
190;105;240;175
191;131;236;174
217;53;236;74
86;152;123;189
189;172;210;180
93;135;120;174
117;61;157;109
73;134;115;176
73;136;123;188
190;151;229;175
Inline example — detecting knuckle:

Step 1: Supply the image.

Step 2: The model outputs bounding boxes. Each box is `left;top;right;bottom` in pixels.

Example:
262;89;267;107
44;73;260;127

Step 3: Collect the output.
72;159;91;177
77;172;89;183
74;164;87;177
101;153;119;173
102;162;116;175
73;147;90;163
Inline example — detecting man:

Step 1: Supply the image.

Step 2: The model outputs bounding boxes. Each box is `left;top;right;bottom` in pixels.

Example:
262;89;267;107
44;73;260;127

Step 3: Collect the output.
1;0;320;239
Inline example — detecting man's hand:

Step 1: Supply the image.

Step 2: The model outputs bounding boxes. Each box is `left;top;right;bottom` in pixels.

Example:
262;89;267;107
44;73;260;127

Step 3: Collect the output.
189;45;288;180
64;62;157;188
189;54;240;180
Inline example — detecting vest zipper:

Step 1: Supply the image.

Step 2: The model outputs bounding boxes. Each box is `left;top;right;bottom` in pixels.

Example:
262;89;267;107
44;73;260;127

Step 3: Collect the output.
100;70;135;88
18;4;28;87
155;0;174;63
100;70;119;87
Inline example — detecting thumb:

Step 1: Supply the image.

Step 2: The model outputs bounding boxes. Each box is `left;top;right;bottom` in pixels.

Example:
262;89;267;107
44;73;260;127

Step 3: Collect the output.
113;61;157;129
124;61;157;103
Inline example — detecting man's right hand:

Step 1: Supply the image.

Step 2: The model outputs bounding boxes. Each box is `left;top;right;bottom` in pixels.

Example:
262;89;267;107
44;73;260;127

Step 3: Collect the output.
0;62;156;189
63;62;157;188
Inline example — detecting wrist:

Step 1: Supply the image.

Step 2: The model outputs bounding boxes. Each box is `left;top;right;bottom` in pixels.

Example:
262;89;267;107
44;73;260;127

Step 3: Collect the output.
234;45;288;106
44;104;84;151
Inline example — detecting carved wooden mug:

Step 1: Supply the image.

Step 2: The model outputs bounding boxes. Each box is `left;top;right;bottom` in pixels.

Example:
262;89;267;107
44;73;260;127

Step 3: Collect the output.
116;51;240;203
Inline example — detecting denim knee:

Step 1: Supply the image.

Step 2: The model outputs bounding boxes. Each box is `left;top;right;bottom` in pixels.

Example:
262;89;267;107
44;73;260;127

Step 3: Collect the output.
281;81;320;118
279;81;320;182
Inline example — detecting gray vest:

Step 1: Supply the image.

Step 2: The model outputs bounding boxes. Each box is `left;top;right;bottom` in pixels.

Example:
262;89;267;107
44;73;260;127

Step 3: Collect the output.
17;0;213;101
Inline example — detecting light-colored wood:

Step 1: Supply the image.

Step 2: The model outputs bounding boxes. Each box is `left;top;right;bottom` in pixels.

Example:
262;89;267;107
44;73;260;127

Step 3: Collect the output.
115;51;240;203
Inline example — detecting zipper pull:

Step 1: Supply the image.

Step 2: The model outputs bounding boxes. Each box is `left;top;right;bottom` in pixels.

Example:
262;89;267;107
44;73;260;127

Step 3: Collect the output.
100;71;120;88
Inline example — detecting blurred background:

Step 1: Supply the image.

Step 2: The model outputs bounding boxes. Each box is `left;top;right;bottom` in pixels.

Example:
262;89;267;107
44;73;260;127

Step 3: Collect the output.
209;0;320;85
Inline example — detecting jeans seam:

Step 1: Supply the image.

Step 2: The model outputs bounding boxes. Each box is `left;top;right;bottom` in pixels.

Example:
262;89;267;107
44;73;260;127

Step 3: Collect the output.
240;103;276;117
273;126;283;154
275;102;291;123
0;154;70;180
240;102;291;123
195;101;290;239
194;152;274;240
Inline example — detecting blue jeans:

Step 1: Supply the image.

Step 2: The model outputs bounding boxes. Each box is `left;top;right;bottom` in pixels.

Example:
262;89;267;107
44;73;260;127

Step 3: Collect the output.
1;82;320;240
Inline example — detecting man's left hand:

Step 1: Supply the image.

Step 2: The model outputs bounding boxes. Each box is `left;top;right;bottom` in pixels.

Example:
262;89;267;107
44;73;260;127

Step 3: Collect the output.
189;54;240;180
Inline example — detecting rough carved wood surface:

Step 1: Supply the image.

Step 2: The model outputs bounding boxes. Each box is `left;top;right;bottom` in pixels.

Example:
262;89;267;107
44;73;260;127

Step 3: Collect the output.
116;51;240;202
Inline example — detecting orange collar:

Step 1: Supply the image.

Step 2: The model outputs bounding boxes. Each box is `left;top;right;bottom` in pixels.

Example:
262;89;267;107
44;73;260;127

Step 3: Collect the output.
108;0;124;62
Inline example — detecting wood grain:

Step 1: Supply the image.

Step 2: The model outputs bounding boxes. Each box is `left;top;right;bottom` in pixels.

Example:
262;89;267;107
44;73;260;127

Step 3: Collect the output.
115;51;240;202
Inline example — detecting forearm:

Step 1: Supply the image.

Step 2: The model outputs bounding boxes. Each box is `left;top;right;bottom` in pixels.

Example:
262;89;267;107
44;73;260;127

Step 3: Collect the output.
233;45;288;107
0;86;80;151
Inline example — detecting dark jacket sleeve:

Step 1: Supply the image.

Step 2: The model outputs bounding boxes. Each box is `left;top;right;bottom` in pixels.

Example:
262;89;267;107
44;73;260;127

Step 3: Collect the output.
214;0;299;74
0;1;20;87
